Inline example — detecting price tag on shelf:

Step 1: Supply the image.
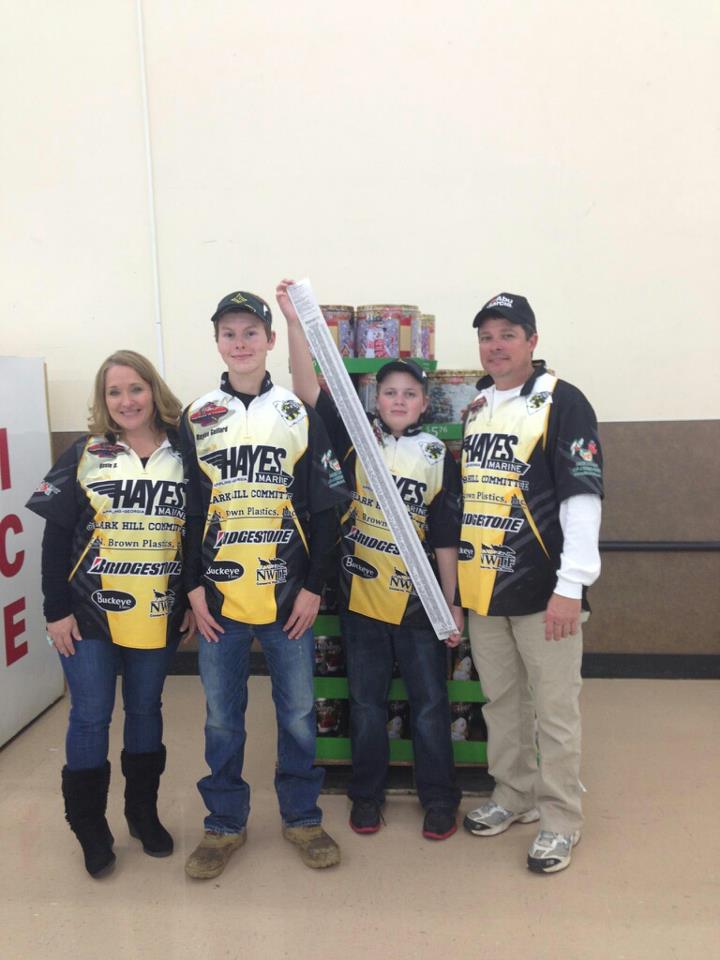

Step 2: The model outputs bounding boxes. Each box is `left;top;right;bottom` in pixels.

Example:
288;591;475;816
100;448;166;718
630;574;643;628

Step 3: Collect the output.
287;279;457;641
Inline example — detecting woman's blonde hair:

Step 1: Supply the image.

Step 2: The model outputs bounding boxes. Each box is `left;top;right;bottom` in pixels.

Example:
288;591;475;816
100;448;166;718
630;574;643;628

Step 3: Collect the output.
88;349;182;437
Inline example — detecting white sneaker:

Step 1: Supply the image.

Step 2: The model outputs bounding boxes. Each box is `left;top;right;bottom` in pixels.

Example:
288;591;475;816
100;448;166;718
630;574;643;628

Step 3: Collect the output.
463;800;540;837
527;829;581;874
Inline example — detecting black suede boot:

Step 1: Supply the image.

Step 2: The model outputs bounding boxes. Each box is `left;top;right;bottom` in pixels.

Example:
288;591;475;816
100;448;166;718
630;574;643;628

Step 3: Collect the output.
121;745;173;857
61;762;116;878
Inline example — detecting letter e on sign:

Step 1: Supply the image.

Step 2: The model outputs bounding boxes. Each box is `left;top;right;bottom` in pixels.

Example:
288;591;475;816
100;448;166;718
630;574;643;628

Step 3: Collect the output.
4;597;27;666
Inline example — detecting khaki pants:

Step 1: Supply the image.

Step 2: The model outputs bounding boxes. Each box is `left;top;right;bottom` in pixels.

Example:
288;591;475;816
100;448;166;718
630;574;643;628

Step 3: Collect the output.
468;609;586;833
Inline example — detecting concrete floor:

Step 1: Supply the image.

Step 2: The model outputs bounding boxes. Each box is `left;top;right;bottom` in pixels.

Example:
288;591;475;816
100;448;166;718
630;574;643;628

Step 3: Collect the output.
1;677;718;960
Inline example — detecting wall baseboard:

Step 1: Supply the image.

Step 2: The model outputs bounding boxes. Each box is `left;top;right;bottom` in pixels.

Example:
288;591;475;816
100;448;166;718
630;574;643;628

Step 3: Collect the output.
581;653;719;679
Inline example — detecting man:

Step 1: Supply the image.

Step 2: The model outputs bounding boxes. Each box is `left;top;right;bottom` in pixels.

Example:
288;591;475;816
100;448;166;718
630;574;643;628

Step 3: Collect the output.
181;291;348;878
458;292;603;874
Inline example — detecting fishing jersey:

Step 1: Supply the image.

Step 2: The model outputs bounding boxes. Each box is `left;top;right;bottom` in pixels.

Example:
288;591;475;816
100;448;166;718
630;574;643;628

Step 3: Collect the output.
314;390;461;627
458;364;603;617
26;435;186;649
181;375;347;625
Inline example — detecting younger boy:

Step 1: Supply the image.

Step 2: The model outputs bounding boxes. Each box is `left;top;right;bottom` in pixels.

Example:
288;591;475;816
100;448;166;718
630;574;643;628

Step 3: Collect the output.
277;280;463;840
182;291;348;878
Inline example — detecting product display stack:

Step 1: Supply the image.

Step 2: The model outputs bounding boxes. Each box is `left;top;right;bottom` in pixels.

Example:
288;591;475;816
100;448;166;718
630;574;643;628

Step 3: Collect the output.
311;300;491;795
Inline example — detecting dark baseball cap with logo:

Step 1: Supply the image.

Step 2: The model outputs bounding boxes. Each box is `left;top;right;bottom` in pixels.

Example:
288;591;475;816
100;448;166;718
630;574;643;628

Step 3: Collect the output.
376;359;429;392
211;291;273;329
472;292;536;332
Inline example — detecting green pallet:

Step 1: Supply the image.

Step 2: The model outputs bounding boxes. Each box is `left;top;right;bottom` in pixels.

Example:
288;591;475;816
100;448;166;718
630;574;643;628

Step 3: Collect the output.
314;676;485;702
315;357;438;374
313;615;340;635
314;614;470;638
314;737;486;764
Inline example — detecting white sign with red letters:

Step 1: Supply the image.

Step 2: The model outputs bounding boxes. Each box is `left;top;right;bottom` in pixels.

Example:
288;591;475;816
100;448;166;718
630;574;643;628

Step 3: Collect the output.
0;357;64;746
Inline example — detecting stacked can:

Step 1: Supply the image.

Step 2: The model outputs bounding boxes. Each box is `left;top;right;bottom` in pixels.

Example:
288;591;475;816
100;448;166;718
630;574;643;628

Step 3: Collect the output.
471;704;488;742
427;371;482;423
420;314;435;359
410;311;437;360
450;639;479;681
315;699;349;737
356;373;377;414
411;312;423;358
450;701;474;741
387;700;410;740
314;635;345;677
355;305;418;359
445;439;463;463
320;305;355;357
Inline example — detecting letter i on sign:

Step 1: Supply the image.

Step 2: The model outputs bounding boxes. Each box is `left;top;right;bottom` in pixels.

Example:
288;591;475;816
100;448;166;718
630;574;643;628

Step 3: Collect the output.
0;429;9;490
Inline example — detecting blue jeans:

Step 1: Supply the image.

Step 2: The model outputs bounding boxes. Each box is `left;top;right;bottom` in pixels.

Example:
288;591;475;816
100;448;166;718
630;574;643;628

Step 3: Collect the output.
60;638;178;770
342;611;460;811
197;616;324;834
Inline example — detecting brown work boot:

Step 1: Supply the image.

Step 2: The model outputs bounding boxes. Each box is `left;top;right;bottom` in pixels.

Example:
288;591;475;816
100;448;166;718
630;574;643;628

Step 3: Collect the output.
184;830;246;879
282;825;340;869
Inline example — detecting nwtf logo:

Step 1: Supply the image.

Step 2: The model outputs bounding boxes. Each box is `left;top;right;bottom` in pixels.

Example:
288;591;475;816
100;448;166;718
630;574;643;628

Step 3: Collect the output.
255;558;288;586
389;568;413;593
149;589;175;617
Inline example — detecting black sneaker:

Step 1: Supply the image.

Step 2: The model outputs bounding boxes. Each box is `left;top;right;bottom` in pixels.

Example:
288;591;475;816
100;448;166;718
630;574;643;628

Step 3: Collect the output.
349;799;382;834
422;808;457;841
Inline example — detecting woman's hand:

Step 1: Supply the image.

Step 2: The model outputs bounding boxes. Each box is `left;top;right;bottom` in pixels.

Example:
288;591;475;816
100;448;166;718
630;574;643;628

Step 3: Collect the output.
179;608;197;646
47;615;82;657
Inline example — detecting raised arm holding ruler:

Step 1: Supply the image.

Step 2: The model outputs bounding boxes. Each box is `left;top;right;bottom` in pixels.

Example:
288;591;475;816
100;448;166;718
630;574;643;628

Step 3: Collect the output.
287;279;458;641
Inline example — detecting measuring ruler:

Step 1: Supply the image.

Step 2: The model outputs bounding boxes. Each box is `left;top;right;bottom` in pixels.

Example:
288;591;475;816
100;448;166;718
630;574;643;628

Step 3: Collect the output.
288;279;457;640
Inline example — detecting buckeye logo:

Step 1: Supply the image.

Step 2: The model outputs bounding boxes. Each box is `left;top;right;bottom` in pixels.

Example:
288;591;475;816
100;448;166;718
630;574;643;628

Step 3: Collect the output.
91;589;136;612
458;540;475;562
342;556;378;579
205;561;244;583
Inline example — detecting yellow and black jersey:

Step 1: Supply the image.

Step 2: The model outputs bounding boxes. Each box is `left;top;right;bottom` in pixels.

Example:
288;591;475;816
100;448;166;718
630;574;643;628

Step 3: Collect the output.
181;375;347;625
458;363;604;617
315;390;461;627
26;435;186;649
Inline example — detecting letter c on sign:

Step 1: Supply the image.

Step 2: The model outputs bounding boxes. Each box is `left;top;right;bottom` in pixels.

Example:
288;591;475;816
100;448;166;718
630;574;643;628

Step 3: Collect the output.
0;514;24;577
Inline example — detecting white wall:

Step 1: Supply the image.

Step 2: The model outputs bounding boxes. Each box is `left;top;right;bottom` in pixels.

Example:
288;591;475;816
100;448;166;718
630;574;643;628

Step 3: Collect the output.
2;0;719;428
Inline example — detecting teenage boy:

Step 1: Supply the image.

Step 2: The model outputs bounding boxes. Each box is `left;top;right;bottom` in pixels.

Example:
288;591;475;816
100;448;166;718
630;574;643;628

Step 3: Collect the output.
458;292;603;874
277;280;463;841
182;291;348;878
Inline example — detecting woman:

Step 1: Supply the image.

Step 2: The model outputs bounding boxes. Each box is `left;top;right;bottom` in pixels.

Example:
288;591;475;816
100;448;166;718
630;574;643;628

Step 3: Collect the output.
26;350;194;878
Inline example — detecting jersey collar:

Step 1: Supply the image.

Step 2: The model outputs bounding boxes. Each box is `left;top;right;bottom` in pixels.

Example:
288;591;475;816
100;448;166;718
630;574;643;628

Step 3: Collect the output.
476;360;548;396
105;433;175;452
372;414;423;438
220;371;274;400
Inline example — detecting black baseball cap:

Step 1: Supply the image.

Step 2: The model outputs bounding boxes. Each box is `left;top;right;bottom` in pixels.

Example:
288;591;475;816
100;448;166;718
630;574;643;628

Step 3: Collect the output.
376;359;429;391
211;291;273;328
472;292;536;332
